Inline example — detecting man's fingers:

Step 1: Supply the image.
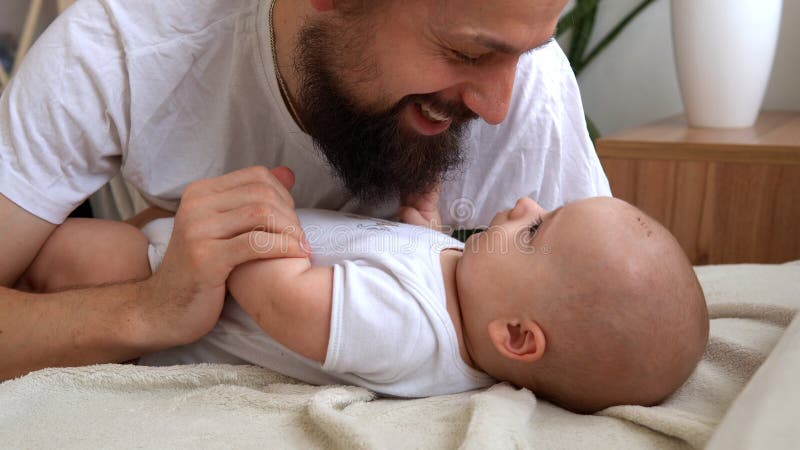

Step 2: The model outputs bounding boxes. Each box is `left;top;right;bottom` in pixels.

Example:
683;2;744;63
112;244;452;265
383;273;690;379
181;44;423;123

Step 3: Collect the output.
398;206;425;226
222;230;310;268
398;206;440;230
186;166;293;199
270;166;295;191
208;204;306;243
401;185;441;213
199;182;295;214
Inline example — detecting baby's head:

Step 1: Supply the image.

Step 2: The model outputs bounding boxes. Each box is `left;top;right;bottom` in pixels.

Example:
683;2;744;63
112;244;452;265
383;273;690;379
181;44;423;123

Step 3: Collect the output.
456;197;709;413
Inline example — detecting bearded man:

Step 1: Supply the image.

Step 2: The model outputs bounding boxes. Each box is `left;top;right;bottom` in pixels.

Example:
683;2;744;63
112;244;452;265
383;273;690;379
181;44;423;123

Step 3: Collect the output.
0;0;609;380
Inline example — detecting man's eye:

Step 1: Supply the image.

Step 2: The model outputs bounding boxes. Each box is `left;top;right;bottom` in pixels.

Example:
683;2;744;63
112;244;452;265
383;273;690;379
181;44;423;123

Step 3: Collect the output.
452;50;481;65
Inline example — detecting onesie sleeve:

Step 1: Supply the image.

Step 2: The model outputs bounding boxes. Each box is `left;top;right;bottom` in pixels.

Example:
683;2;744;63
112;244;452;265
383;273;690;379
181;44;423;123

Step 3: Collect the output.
0;0;129;224
322;260;430;384
141;217;174;274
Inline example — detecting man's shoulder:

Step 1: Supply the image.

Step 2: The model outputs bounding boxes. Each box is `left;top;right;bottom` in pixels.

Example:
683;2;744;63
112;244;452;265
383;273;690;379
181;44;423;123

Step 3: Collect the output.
513;40;573;108
72;0;261;52
465;40;574;141
518;39;570;73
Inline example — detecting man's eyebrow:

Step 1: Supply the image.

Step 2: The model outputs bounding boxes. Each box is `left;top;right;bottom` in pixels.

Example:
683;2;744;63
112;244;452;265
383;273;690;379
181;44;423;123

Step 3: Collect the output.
473;33;555;55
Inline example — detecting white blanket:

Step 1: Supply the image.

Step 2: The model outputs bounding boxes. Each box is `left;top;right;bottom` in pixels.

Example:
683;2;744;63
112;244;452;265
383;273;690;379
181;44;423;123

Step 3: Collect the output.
2;261;799;449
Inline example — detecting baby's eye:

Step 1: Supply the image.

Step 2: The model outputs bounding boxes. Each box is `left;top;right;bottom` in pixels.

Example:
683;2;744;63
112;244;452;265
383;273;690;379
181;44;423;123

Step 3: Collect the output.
528;217;543;237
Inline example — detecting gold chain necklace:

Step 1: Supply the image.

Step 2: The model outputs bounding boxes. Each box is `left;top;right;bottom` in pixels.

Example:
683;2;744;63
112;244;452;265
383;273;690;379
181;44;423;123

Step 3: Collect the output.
269;0;306;132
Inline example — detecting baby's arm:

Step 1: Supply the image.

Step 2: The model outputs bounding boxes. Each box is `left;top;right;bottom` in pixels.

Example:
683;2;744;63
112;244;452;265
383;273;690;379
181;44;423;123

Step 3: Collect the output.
16;219;152;292
227;256;333;362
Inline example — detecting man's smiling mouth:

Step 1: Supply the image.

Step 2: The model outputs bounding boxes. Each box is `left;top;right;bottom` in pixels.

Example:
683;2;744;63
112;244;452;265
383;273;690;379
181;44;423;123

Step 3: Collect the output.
416;101;451;123
405;101;454;136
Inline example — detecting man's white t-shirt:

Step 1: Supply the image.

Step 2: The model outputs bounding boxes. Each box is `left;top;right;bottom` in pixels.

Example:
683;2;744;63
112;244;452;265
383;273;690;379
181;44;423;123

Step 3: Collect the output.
0;0;609;229
140;210;496;397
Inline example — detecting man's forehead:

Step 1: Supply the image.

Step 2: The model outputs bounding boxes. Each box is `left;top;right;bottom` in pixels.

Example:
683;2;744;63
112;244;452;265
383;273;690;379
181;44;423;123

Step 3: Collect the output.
431;0;568;16
427;0;567;51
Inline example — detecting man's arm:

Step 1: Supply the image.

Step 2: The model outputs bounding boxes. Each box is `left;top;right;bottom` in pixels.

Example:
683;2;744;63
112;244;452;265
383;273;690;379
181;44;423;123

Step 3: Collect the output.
0;196;155;377
227;257;334;363
0;166;309;381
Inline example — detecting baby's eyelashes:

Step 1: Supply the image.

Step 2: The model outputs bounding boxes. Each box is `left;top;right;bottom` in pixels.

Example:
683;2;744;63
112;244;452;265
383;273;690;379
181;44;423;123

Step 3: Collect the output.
527;217;543;238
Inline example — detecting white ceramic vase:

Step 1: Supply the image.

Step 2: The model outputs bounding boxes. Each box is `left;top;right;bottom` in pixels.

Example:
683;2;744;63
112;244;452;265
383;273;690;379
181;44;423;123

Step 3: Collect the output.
671;0;783;128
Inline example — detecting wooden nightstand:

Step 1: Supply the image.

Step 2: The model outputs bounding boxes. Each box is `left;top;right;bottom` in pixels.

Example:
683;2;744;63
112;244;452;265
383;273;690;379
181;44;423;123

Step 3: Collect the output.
596;111;800;265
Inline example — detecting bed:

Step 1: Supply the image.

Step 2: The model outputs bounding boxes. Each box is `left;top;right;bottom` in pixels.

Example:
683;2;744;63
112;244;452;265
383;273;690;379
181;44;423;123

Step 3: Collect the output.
1;260;798;449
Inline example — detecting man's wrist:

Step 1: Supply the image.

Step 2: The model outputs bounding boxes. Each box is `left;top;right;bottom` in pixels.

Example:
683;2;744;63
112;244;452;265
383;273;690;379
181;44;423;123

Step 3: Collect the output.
125;274;222;355
116;277;179;355
1;282;167;380
85;278;175;359
77;283;143;360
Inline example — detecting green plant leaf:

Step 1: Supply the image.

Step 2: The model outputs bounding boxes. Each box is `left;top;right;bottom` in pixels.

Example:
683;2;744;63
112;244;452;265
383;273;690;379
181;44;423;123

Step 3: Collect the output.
557;0;654;142
586;115;601;141
567;0;599;67
578;0;657;74
556;0;604;38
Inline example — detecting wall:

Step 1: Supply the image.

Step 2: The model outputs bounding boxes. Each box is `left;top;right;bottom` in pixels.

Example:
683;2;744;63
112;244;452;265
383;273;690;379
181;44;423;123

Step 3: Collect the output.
0;0;32;36
0;0;57;41
560;0;800;135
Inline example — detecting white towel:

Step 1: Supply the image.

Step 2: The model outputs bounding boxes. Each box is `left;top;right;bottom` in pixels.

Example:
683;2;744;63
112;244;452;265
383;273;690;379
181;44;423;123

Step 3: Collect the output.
1;261;798;449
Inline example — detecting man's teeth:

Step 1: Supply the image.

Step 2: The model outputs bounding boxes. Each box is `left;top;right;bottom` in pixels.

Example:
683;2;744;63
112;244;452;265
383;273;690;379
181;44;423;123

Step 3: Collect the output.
418;102;450;122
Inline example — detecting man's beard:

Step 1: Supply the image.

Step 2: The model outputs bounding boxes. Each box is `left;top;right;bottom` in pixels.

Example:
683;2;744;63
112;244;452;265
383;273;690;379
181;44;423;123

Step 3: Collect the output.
294;19;478;204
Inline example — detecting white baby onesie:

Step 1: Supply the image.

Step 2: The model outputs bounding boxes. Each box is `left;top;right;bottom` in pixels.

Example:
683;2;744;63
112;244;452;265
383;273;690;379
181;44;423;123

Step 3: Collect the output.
139;210;495;397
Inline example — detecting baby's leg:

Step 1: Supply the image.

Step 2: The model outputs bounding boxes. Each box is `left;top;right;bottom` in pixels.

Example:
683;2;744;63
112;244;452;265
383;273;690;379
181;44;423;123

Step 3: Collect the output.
16;218;152;292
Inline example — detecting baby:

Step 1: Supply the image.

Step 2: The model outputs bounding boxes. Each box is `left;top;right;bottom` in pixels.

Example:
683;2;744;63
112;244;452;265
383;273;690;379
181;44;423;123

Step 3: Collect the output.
20;196;709;413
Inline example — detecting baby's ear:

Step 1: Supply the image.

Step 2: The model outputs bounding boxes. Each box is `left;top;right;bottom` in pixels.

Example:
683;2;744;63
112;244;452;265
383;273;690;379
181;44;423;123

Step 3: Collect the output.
487;319;546;363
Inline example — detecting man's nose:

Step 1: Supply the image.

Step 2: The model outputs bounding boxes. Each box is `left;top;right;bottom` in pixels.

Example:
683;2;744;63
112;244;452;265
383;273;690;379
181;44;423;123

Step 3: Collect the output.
461;57;518;125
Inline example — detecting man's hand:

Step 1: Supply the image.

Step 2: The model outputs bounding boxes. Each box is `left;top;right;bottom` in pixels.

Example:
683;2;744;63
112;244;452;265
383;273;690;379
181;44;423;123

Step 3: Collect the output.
136;165;309;349
398;186;443;231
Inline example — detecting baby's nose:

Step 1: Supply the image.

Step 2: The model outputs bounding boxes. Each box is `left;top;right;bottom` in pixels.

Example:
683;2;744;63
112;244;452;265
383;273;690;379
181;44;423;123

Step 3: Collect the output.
510;197;548;219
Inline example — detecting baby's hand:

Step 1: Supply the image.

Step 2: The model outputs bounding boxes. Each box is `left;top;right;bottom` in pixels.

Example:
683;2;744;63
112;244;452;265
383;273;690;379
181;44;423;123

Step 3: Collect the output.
398;186;442;231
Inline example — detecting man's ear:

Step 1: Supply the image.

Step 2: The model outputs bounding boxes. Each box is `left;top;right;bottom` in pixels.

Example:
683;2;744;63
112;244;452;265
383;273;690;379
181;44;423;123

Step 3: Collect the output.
487;319;546;363
309;0;335;12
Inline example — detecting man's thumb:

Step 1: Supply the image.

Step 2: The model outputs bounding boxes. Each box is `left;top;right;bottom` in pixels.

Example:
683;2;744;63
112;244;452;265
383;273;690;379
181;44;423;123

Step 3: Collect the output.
270;166;295;190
